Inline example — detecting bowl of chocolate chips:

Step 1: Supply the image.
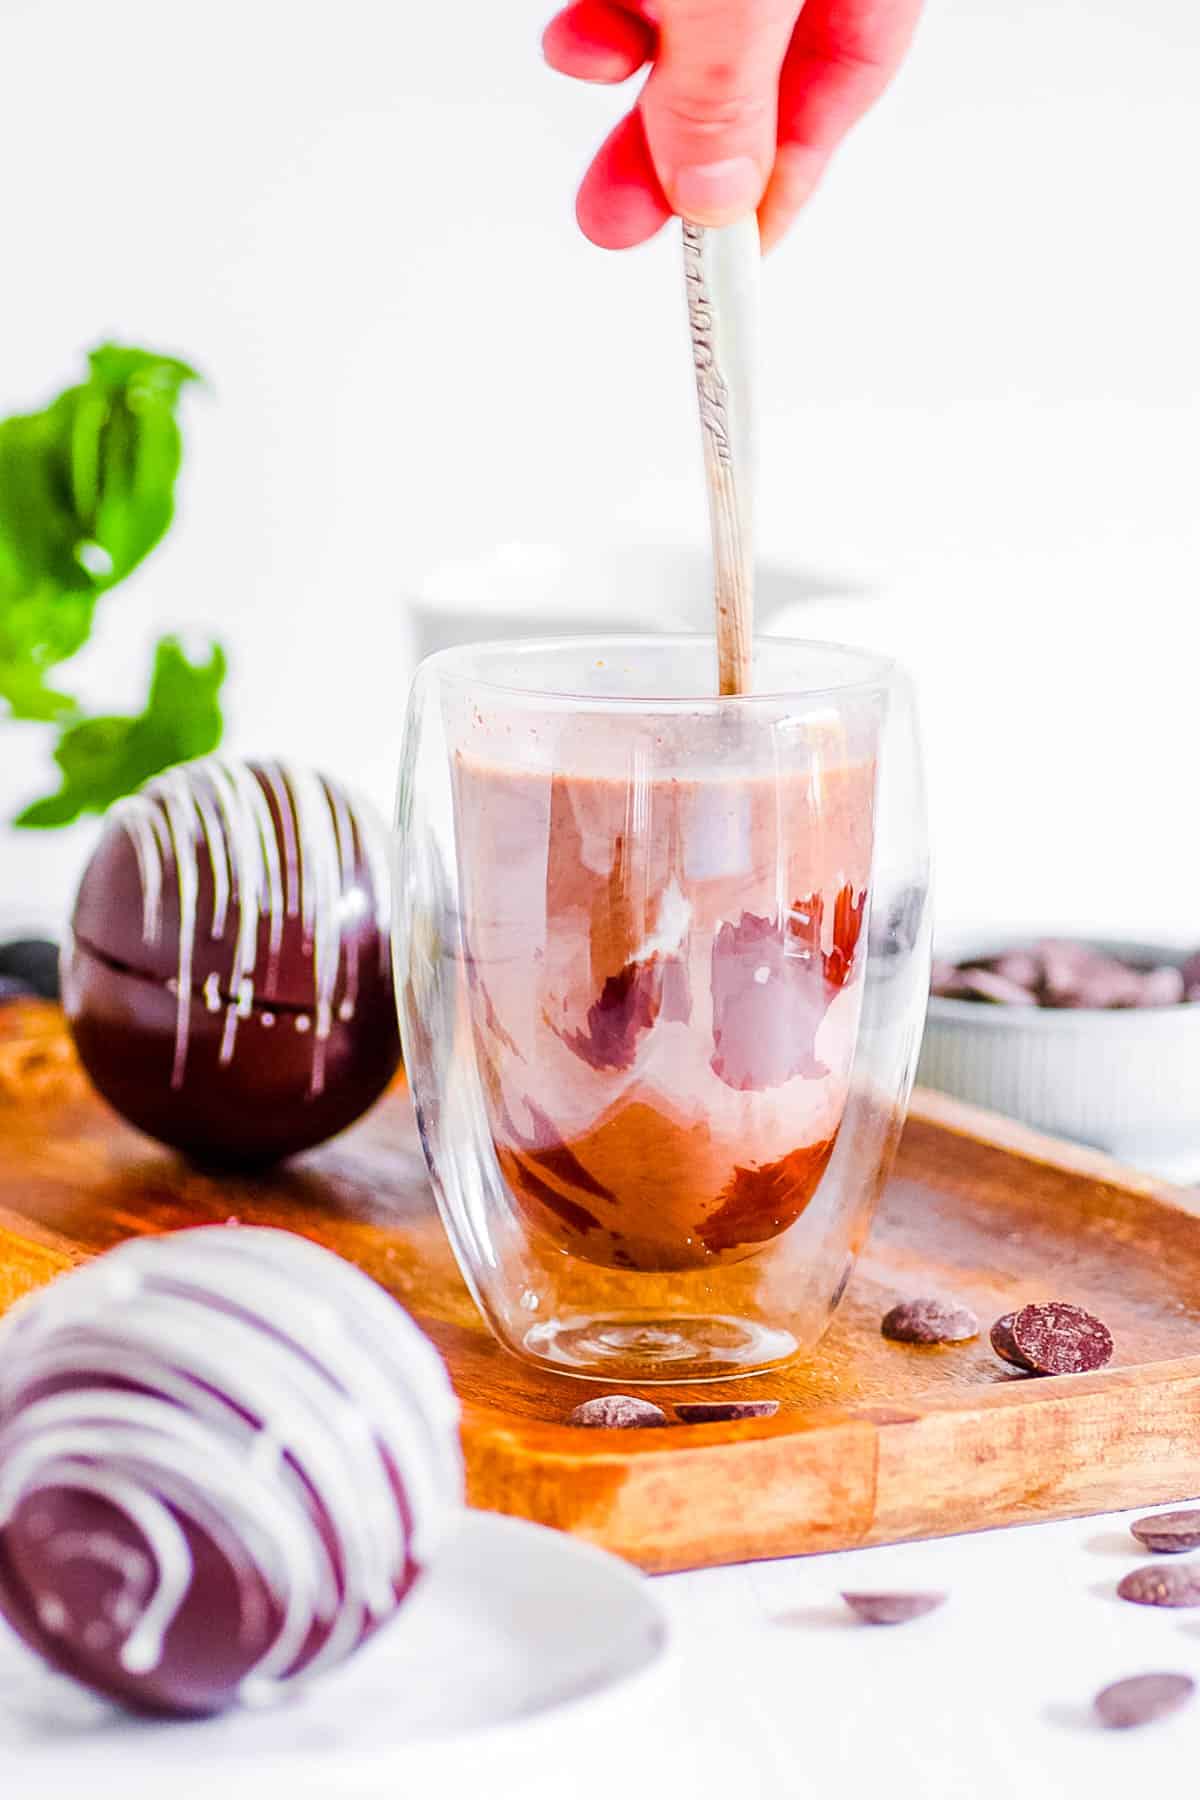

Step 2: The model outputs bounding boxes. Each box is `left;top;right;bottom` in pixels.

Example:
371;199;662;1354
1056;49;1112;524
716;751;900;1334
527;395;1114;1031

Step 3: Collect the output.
918;936;1200;1173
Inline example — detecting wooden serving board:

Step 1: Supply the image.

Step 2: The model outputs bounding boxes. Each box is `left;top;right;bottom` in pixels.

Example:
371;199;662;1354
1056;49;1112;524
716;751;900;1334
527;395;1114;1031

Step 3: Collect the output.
4;1001;1200;1574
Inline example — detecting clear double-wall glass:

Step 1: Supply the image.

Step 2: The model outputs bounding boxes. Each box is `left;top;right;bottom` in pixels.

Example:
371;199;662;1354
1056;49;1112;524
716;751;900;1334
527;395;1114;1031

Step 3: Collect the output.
395;636;930;1383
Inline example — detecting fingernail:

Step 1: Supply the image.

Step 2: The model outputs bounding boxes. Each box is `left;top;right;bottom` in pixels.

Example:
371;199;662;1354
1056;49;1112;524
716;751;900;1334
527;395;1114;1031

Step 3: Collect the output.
671;156;762;223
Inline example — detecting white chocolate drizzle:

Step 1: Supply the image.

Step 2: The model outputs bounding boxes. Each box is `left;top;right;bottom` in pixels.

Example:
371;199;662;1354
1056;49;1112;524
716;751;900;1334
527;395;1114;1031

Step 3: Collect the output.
0;1227;463;1705
110;759;392;1094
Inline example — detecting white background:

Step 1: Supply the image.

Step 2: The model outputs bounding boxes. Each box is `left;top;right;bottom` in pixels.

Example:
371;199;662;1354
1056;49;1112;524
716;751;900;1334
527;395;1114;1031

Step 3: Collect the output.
1;0;1198;942
1;10;1199;1795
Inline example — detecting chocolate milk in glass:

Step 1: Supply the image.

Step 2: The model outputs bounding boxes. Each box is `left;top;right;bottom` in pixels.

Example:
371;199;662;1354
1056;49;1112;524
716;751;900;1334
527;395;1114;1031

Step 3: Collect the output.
454;723;874;1272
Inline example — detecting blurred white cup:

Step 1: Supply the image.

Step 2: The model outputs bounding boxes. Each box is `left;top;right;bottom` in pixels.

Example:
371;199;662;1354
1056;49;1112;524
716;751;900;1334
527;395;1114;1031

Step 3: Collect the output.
403;539;866;666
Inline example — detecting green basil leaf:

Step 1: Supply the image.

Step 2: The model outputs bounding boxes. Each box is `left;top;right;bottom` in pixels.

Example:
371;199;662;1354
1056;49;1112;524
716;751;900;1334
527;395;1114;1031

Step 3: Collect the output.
0;344;200;721
15;635;226;828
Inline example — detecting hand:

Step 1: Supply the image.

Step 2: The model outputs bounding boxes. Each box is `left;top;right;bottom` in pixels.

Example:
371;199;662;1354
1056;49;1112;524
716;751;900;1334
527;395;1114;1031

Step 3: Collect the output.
542;0;923;250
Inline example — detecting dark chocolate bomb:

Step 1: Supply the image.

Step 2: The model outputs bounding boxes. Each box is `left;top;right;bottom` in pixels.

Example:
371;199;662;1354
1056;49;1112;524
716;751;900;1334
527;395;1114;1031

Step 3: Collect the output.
62;758;401;1163
0;1226;462;1716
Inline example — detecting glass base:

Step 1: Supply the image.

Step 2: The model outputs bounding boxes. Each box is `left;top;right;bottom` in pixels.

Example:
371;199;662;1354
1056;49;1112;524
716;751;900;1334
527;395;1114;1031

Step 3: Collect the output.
522;1312;798;1384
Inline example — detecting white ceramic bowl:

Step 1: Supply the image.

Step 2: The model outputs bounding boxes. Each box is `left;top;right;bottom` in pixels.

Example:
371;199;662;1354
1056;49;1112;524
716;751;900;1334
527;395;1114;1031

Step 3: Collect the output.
917;936;1200;1172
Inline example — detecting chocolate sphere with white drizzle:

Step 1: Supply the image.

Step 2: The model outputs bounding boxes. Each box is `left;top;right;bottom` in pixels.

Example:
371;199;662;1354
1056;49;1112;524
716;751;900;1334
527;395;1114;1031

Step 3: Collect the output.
0;1226;462;1716
62;758;401;1163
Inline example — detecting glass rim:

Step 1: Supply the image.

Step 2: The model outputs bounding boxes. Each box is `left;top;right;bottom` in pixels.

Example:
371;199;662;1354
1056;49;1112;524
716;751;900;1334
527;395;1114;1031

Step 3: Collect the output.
414;632;898;709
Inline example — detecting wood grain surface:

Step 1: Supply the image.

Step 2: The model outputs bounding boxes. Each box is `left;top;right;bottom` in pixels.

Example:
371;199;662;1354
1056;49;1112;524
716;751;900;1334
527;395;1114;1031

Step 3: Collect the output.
3;1000;1199;1572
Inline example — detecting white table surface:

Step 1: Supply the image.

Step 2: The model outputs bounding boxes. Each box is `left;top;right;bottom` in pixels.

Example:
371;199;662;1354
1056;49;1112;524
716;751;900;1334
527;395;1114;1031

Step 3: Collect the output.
13;1498;1200;1800
509;1504;1200;1800
403;1501;1200;1800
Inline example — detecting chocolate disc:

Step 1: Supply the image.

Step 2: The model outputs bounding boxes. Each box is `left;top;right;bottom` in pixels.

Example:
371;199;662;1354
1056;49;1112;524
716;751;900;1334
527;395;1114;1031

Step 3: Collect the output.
841;1591;946;1625
1117;1564;1200;1608
566;1395;668;1428
956;969;1039;1006
674;1400;780;1423
1094;1672;1195;1729
1010;1302;1113;1376
990;1312;1033;1370
1130;1510;1200;1554
881;1299;979;1345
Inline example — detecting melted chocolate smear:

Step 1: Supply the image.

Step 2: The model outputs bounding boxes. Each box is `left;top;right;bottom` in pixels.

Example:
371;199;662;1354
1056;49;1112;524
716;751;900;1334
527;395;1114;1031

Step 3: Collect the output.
499;1150;603;1237
699;1136;837;1253
500;1087;618;1202
518;1097;618;1202
659;955;692;1023
710;914;828;1090
564;956;662;1072
786;885;866;990
464;949;523;1060
826;886;867;990
559;885;866;1091
478;981;522;1060
710;887;866;1092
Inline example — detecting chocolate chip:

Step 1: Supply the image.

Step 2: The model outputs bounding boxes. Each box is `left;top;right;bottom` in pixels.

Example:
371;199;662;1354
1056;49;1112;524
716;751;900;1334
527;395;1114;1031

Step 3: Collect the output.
1010;1302;1113;1375
1094;1672;1195;1729
990;950;1043;989
1060;962;1149;1010
674;1400;780;1423
881;1298;979;1345
990;1312;1033;1370
1037;938;1102;1006
841;1592;946;1626
1130;1509;1200;1554
957;968;1039;1007
936;941;1200;1011
566;1395;668;1428
930;960;974;999
1137;966;1186;1007
1117;1564;1200;1608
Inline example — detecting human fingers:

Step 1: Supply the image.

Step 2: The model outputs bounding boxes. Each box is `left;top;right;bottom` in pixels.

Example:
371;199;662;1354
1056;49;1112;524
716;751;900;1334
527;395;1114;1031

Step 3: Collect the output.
542;0;656;84
639;0;800;225
575;107;674;247
758;0;924;248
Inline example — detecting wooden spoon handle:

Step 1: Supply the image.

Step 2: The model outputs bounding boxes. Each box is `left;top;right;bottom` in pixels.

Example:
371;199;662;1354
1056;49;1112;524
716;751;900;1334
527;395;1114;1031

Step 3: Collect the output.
682;216;760;696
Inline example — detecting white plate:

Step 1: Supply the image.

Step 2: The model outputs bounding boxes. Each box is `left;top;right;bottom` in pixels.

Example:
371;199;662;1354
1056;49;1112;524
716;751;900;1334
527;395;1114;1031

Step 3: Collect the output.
0;1511;668;1795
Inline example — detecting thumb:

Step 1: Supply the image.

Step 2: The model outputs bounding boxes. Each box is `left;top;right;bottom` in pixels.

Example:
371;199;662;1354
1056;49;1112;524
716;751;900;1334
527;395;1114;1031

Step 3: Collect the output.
640;0;797;225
